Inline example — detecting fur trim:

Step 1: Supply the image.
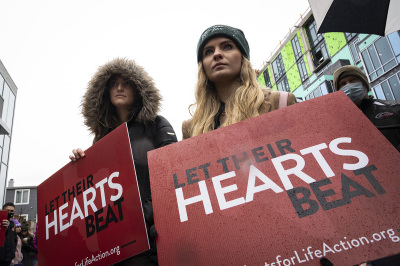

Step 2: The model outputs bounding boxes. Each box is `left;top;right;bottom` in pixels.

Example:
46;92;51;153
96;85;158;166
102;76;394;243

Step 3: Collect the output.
82;58;161;134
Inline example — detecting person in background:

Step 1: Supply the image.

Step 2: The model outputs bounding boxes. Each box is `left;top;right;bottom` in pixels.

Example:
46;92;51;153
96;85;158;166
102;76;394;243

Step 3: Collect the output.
70;58;178;265
333;65;400;151
0;202;17;266
182;25;297;139
11;219;23;265
20;222;36;266
32;225;37;266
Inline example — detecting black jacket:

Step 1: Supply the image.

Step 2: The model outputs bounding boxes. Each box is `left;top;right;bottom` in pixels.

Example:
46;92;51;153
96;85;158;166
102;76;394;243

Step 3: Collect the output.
82;58;178;265
0;221;17;265
360;97;400;151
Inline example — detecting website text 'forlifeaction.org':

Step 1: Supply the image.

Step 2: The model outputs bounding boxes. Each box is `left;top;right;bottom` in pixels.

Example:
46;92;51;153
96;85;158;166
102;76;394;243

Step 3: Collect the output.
261;228;399;266
74;245;120;266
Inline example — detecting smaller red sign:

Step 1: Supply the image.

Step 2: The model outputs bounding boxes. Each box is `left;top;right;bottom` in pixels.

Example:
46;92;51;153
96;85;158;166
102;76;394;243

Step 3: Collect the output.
37;123;149;266
0;211;8;247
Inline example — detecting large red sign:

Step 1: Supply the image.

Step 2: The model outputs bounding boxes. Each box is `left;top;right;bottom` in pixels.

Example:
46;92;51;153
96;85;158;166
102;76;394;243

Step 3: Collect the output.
148;91;400;265
37;123;149;266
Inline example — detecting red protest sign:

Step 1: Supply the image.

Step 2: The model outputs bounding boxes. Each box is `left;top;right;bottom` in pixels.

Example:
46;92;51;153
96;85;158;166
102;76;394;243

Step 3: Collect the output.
148;91;400;266
37;123;149;266
0;211;7;247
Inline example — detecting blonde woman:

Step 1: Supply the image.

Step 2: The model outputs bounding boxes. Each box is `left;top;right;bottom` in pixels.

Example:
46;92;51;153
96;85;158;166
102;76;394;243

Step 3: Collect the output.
182;25;297;139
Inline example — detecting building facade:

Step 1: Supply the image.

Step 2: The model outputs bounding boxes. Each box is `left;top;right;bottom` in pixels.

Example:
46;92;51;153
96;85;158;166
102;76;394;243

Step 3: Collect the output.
257;9;400;103
5;179;37;222
0;60;17;205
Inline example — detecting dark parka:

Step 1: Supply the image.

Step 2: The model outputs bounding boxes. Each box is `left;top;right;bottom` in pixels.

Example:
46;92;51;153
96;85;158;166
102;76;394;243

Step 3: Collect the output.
359;97;400;151
82;58;177;265
0;220;17;266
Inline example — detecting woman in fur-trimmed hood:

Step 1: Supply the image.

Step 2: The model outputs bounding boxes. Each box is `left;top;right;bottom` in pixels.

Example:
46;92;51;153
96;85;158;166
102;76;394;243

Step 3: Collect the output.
82;57;164;143
72;58;177;265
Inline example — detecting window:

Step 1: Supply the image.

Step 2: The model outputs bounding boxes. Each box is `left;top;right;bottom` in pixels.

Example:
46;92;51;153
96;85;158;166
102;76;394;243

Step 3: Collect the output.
263;69;272;88
313;42;329;66
306;18;329;67
361;36;398;81
305;81;334;100
297;58;308;82
388;31;400;63
2;83;15;130
277;76;290;92
349;38;361;64
345;32;357;41
306;19;324;48
19;214;28;222
372;73;400;100
2;135;10;164
14;189;30;204
271;54;285;81
291;35;302;60
0;75;4;96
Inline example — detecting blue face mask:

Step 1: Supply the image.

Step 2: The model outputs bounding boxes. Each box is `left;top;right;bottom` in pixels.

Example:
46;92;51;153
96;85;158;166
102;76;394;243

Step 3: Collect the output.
340;82;366;104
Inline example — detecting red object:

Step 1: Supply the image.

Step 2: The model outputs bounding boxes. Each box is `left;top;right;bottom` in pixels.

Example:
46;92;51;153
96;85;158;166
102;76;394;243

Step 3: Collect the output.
148;91;400;266
0;210;8;247
37;123;149;266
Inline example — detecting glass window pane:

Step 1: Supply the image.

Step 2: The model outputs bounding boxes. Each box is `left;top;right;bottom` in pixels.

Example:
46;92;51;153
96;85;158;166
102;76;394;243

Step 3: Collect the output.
388;32;400;57
291;35;302;60
321;43;329;60
362;50;375;74
375;37;395;65
370;72;377;80
284;79;290;92
1;84;10;122
2;135;10;165
16;191;21;203
320;83;329;95
314;87;322;97
368;46;381;69
350;40;360;63
381;81;394;100
388;75;400;100
6;91;15;130
22;191;29;203
0;75;4;96
272;61;279;80
383;59;396;72
373;85;385;100
277;81;283;91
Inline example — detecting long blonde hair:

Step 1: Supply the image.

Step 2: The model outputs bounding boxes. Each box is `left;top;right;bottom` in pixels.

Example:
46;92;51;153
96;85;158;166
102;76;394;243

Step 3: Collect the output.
190;57;267;137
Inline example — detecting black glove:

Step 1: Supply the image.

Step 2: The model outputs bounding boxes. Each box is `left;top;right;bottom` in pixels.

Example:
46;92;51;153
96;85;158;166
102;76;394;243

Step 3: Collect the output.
142;198;154;225
320;257;333;266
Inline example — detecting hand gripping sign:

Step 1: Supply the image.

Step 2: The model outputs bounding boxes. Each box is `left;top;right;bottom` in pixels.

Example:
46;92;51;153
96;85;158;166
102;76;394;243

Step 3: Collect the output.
148;91;400;266
37;123;149;266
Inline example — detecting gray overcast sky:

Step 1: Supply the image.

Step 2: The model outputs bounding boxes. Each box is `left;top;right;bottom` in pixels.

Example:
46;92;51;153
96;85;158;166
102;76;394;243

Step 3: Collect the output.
0;0;310;187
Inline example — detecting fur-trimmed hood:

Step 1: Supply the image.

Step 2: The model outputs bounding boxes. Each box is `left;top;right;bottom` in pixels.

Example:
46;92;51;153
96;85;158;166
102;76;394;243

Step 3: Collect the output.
82;58;161;134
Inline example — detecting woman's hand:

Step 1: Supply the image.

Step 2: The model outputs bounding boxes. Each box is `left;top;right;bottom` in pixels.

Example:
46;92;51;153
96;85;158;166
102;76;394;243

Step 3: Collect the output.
69;148;85;162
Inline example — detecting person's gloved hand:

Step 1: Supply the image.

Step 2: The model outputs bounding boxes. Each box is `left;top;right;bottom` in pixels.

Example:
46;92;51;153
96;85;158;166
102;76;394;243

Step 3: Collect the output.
143;199;154;225
320;257;333;266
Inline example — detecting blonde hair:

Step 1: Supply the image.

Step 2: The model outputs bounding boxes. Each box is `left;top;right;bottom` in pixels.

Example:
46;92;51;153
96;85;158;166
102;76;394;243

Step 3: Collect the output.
190;57;267;137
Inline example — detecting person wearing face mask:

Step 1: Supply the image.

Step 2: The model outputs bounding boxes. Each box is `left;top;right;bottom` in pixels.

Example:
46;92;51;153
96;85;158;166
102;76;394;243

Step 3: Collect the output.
0;202;17;266
333;65;400;151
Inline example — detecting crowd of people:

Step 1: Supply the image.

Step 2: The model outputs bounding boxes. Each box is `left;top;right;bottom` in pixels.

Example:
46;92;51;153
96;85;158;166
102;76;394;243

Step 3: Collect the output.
0;202;37;266
6;24;400;265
